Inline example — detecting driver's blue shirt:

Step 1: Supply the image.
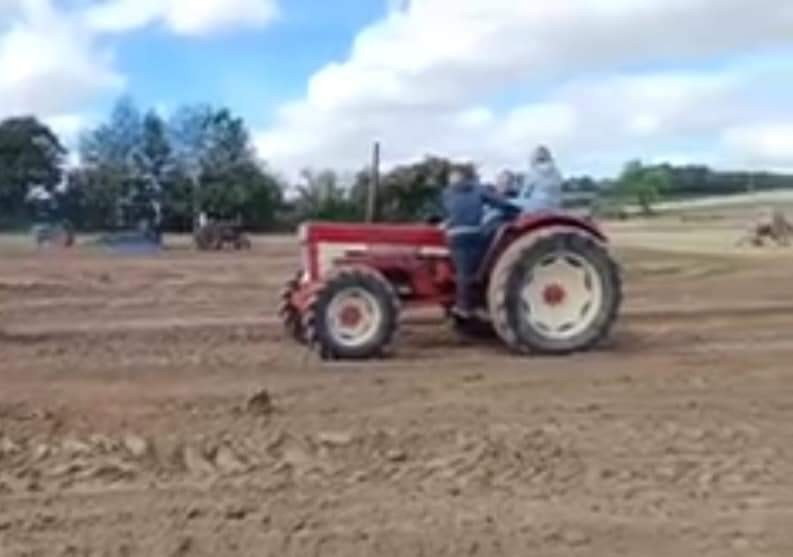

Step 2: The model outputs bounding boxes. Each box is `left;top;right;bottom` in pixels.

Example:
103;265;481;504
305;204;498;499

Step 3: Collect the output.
442;180;517;237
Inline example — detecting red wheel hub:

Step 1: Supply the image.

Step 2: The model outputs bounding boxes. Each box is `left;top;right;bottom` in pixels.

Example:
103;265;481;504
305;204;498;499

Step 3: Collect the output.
339;305;363;327
543;283;566;306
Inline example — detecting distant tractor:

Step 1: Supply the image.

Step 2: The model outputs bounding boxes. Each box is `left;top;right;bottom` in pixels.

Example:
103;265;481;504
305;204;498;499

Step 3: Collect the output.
26;186;75;249
34;222;75;249
194;219;252;251
737;210;793;247
279;214;622;360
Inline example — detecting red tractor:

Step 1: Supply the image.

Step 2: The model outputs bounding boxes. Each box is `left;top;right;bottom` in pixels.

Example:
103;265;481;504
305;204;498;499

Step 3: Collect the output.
279;213;622;360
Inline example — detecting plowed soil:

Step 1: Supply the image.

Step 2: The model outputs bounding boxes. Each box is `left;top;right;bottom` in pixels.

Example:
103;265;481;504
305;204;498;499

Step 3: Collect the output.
1;230;792;556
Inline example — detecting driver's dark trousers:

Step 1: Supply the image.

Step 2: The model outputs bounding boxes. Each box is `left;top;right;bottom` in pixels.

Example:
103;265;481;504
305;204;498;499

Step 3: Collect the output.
481;214;510;245
448;229;487;315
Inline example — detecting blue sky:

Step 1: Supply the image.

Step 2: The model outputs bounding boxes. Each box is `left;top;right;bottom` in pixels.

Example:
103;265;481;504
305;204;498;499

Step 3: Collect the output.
2;0;793;180
108;0;386;127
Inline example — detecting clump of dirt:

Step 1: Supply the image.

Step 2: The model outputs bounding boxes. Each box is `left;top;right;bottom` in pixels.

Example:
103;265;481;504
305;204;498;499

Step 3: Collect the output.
245;388;274;416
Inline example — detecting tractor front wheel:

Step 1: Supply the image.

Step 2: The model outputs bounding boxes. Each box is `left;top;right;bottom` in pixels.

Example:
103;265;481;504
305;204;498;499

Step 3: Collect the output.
487;230;621;355
278;270;306;344
304;269;400;360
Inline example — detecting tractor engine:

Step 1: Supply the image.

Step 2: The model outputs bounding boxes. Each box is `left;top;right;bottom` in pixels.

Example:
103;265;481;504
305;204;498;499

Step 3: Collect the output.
296;222;456;304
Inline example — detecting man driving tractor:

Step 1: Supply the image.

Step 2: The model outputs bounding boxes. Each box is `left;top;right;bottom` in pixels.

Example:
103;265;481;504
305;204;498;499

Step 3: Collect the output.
442;146;565;319
442;167;518;319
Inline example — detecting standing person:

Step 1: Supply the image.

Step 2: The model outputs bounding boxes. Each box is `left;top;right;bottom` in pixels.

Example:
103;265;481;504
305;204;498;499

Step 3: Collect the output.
442;168;519;319
514;145;564;213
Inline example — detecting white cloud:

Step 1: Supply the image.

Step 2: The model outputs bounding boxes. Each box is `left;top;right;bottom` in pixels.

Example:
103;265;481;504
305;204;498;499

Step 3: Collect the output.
84;0;279;36
257;61;791;179
256;0;793;179
454;107;494;130
45;112;93;146
0;0;283;143
723;124;793;170
0;0;123;119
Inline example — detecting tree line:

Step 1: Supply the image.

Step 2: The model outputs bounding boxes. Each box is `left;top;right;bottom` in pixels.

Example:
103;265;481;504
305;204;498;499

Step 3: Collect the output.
2;96;793;230
1;98;283;232
593;161;793;216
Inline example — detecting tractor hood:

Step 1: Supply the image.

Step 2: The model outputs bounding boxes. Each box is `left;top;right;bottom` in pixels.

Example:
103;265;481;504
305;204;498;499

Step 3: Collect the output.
299;222;449;281
300;222;448;248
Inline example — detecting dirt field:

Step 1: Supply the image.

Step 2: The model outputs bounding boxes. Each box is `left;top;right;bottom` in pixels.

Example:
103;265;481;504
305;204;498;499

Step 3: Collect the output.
1;224;793;556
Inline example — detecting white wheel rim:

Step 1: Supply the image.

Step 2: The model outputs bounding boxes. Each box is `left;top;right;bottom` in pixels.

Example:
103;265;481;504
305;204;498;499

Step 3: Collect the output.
519;251;604;341
326;287;383;349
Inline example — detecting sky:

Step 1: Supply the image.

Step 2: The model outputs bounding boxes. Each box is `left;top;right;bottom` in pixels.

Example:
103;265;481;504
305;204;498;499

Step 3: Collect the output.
2;0;793;181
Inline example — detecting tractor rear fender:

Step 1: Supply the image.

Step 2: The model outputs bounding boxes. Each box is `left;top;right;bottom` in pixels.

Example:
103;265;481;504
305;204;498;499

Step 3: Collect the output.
478;214;607;281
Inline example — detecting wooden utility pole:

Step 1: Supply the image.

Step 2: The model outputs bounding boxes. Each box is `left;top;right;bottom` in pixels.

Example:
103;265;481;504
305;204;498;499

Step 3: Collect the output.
367;141;380;222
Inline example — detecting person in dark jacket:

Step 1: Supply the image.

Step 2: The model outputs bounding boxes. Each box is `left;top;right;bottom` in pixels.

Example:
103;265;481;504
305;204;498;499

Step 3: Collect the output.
442;168;519;318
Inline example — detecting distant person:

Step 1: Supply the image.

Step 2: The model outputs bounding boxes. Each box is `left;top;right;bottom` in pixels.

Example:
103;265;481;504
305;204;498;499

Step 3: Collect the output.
442;168;519;318
514;145;564;213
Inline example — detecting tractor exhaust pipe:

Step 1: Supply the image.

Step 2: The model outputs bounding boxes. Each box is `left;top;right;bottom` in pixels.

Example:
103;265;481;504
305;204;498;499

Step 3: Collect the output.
367;141;380;223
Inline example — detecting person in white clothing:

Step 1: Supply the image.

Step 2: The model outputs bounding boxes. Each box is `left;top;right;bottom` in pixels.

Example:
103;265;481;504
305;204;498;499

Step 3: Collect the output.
513;146;564;213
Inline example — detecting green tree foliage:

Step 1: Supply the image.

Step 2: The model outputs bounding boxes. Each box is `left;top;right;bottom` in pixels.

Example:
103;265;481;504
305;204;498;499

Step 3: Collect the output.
168;105;282;230
80;96;143;173
66;99;283;231
76;97;148;229
613;160;672;215
0;116;65;225
63;167;126;230
9;93;793;232
291;169;362;222
135;111;174;187
353;156;474;223
382;157;454;222
282;158;474;226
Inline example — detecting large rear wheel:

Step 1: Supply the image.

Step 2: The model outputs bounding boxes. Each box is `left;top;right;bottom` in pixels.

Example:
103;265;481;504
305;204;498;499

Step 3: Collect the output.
304;269;400;360
487;230;621;355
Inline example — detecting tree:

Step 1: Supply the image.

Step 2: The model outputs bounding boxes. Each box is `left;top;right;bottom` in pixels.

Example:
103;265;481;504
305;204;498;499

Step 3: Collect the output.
64;167;124;230
292;169;361;222
614;160;671;216
369;156;474;222
66;100;282;232
128;111;176;231
80;96;143;172
134;111;173;187
168;105;251;176
77;97;150;229
168;104;282;229
0;117;65;224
